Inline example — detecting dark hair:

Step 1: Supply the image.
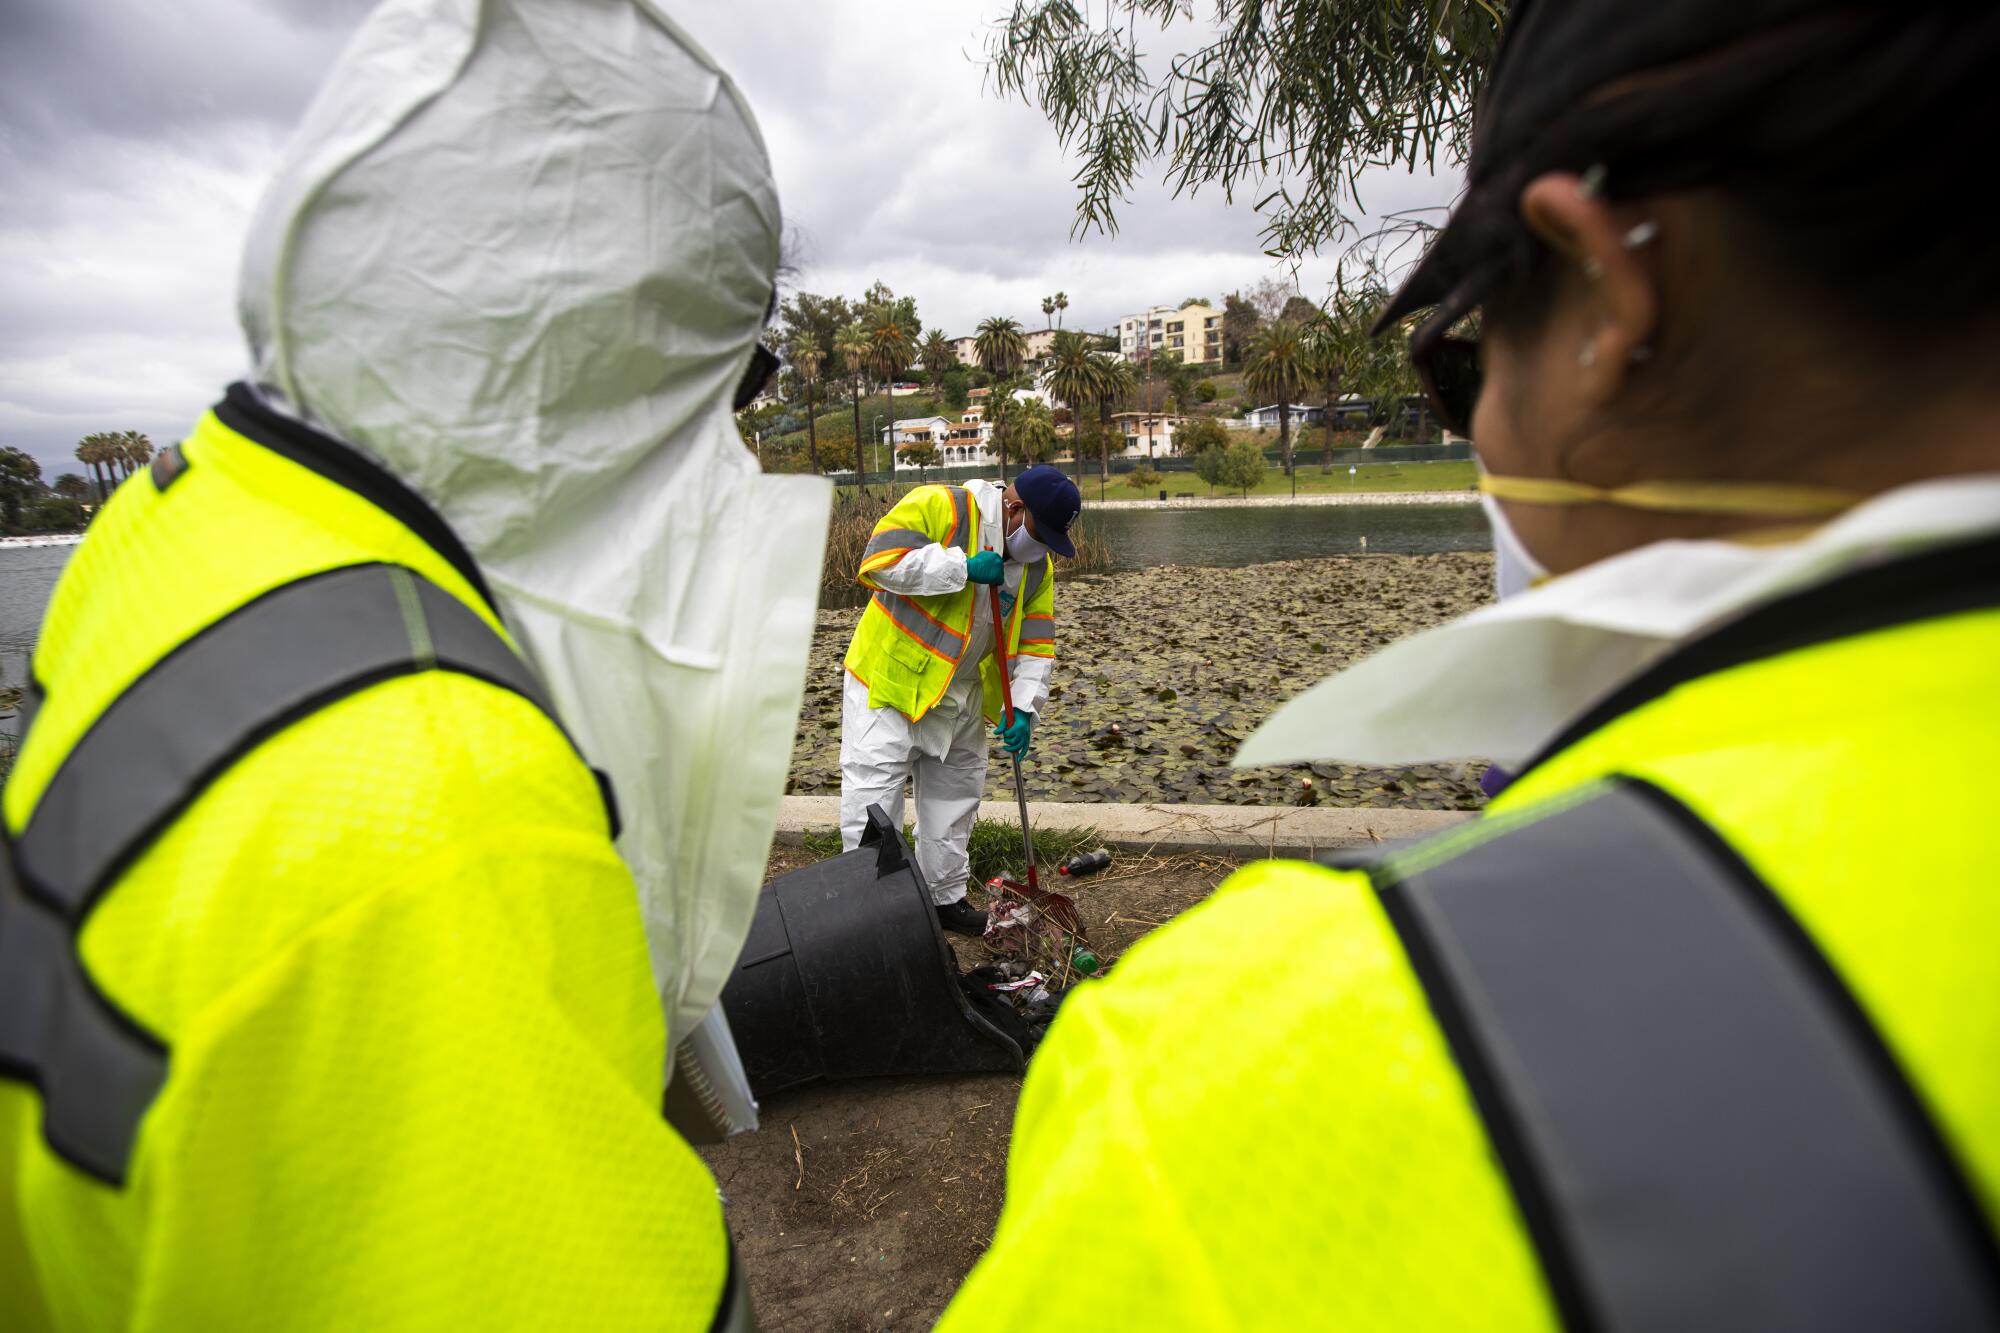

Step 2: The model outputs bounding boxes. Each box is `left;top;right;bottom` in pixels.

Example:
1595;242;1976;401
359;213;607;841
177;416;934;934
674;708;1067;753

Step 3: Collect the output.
1478;6;2000;349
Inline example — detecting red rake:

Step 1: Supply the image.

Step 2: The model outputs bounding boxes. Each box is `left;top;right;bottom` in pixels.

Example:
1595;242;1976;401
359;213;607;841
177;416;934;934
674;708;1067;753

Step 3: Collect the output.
986;577;1082;937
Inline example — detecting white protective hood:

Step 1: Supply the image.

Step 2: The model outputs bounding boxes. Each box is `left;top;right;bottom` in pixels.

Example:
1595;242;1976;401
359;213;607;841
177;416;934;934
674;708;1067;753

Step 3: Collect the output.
238;0;831;1048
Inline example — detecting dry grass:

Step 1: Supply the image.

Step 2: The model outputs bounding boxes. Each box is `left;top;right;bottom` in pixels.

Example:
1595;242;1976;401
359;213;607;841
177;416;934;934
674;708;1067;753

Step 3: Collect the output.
822;493;1114;607
1060;513;1113;579
823;495;896;608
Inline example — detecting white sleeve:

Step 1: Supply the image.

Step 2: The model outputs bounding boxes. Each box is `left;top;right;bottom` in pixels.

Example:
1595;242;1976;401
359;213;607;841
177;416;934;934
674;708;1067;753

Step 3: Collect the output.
870;543;968;597
1009;654;1052;718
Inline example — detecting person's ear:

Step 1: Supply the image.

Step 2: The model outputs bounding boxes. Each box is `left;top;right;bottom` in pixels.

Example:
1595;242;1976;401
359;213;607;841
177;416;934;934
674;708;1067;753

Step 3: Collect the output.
1518;172;1660;409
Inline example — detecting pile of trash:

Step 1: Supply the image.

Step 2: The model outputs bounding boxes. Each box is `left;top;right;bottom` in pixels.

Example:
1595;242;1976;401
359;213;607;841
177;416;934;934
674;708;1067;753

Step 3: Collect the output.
965;848;1112;1045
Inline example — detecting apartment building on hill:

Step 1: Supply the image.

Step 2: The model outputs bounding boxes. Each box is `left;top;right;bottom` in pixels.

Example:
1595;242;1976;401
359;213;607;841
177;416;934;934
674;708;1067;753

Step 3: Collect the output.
1116;302;1224;366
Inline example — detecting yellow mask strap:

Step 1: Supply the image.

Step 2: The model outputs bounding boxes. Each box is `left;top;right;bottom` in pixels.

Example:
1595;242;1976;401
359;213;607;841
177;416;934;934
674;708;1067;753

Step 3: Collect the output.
1479;473;1861;518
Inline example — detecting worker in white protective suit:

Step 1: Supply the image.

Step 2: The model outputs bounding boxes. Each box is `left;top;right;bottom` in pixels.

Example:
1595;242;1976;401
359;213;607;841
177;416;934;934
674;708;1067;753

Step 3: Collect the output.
1;0;825;1324
840;465;1079;934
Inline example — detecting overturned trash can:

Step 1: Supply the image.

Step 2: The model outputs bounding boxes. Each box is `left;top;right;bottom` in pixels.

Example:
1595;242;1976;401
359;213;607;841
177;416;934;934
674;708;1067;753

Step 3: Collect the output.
720;805;1027;1099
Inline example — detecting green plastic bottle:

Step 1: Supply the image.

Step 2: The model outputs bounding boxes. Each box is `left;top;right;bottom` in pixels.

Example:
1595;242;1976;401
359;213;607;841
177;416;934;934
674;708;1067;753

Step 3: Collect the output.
1072;949;1101;976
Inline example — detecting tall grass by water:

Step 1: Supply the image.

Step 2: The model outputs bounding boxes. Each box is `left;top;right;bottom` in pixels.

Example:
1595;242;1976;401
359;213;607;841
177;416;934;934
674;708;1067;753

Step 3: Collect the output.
822;492;1112;608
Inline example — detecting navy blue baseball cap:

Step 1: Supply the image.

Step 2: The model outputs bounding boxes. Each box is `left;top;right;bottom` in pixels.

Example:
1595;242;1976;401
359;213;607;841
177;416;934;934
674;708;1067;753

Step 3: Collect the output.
1013;465;1081;558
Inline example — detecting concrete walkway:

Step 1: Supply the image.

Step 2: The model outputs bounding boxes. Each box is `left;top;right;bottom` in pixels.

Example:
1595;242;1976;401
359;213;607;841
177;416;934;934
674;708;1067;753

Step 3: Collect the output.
775;794;1470;858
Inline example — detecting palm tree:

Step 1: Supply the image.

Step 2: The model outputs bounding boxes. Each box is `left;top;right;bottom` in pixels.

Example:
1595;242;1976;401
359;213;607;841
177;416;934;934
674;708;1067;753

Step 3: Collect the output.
1094;355;1137;492
1000;397;1057;467
866;308;913;397
1053;291;1068;329
972;317;1028;481
1137;350;1184;459
117;430;153;478
833;322;873;493
1042;330;1104;484
75;433;117;501
1304;316;1355;473
1246;320;1311;487
866;310;914;486
788;337;825;475
918;329;956;399
1041;296;1056;331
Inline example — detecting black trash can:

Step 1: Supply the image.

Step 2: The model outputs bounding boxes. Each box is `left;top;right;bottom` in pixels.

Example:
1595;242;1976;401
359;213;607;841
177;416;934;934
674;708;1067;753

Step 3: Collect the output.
719;805;1026;1099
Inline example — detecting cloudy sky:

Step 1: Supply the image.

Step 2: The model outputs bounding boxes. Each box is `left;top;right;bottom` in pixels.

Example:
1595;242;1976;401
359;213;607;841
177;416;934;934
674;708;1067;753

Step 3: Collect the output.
0;0;1457;478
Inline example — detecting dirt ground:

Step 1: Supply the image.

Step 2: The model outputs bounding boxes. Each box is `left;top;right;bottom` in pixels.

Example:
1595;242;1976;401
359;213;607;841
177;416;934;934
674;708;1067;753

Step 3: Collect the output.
700;845;1239;1331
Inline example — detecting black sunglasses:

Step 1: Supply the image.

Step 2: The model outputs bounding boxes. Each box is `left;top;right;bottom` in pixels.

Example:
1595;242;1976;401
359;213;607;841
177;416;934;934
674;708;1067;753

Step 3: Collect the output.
1410;327;1481;438
733;342;781;412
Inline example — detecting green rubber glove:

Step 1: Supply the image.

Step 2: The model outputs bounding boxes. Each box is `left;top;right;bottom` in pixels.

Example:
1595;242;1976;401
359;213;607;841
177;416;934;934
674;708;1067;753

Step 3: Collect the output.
995;710;1033;757
965;550;1005;586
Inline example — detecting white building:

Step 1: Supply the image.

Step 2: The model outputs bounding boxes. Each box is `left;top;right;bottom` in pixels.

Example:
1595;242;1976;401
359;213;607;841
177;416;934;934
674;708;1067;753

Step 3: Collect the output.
881;415;952;446
1242;402;1325;429
1116;303;1224;365
1109;412;1198;458
888;409;998;469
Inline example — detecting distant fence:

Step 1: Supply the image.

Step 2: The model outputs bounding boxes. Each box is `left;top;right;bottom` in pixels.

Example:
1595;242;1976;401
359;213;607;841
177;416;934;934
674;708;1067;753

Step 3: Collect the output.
832;442;1473;487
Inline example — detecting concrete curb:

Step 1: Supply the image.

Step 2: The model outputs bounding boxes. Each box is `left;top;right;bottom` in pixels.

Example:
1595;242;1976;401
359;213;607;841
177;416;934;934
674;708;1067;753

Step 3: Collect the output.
775;794;1471;858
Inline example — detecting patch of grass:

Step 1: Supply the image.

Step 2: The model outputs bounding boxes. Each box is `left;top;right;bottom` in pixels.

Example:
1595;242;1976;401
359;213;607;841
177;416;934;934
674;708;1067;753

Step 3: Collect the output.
800;828;844;859
1145;458;1475;500
967;818;1097;888
795;819;1096;895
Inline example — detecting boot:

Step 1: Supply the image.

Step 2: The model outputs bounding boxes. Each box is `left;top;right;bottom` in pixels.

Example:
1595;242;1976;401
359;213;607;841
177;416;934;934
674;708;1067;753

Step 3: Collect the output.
935;896;988;937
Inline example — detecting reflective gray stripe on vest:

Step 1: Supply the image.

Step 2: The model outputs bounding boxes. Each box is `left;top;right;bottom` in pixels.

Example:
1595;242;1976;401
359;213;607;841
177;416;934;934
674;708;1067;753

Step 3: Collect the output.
951;486;973;554
0;856;164;1187
861;527;933;562
1374;780;2000;1333
870;590;966;657
2;562;561;1185
1019;614;1054;642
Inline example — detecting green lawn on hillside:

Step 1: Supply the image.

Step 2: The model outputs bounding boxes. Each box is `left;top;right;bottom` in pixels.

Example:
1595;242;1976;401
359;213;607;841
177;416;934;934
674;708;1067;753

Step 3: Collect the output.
1085;459;1476;500
832;459;1476;504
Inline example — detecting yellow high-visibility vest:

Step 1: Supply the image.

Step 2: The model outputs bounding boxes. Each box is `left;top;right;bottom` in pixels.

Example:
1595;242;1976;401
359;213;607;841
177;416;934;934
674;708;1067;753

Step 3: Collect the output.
1;389;738;1331
843;482;1056;723
941;539;2000;1330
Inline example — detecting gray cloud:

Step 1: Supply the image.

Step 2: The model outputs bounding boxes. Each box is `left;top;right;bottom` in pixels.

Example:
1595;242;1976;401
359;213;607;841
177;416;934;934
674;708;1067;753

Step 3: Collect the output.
0;0;1457;478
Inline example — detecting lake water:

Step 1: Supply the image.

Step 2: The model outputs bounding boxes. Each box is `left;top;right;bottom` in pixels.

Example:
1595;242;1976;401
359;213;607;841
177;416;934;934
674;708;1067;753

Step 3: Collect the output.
0;502;1494;688
1;544;71;695
1089;502;1491;571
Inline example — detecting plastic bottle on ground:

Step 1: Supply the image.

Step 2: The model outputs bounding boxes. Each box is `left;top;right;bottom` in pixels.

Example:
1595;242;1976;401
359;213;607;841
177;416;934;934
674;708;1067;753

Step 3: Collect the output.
1057;849;1112;877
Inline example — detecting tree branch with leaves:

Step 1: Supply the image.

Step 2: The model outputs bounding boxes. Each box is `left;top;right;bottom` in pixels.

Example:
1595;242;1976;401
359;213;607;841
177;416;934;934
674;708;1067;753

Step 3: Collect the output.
983;0;1504;259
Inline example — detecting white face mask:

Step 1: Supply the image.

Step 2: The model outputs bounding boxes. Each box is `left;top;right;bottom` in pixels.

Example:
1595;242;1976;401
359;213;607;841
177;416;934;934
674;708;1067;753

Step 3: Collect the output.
1006;521;1049;563
1481;490;1550;601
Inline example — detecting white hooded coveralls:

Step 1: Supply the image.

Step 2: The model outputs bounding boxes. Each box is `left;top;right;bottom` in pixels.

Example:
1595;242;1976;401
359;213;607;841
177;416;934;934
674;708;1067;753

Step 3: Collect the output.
237;0;827;1131
840;479;1052;904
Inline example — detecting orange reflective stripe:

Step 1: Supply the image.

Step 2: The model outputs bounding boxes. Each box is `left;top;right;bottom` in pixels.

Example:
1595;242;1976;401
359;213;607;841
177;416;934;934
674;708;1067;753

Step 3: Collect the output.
871;591;966;661
857;549;914;583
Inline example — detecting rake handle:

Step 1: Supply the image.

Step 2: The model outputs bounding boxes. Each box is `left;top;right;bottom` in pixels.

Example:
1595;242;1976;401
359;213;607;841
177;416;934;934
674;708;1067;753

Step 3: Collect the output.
987;579;1039;892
